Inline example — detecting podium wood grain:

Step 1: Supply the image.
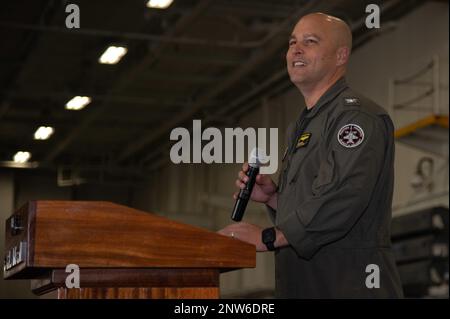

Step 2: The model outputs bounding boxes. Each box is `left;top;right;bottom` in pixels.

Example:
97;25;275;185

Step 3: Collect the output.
57;287;220;299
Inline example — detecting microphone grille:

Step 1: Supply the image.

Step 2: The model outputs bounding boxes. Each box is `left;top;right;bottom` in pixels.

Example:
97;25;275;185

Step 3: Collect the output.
248;147;267;168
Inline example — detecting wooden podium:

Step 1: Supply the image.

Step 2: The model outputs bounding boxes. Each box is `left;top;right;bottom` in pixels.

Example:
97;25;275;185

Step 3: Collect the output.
3;201;256;299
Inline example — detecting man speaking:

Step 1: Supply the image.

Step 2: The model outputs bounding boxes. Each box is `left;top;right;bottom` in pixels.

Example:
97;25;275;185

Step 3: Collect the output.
218;12;404;298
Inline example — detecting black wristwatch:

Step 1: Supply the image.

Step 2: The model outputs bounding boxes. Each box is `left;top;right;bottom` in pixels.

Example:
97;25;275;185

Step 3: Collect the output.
262;227;276;251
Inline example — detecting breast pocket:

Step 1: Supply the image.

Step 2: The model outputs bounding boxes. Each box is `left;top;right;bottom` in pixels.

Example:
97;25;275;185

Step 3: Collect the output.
312;150;336;196
288;143;319;185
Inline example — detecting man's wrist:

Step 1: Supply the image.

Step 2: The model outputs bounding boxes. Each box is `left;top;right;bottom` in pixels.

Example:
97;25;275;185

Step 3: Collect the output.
261;227;289;251
274;228;288;249
262;227;276;251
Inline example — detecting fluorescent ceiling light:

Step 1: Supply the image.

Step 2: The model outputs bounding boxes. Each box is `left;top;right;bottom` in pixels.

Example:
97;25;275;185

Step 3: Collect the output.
65;96;91;110
146;0;173;9
34;126;54;140
99;46;128;64
13;151;31;163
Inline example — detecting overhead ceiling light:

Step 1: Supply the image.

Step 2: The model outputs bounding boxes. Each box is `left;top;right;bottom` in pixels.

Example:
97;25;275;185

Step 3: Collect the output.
65;96;91;110
13;151;31;163
99;46;128;64
146;0;173;9
34;126;54;140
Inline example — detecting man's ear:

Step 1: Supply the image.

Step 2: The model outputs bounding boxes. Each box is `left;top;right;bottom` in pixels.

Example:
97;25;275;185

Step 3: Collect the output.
336;46;350;66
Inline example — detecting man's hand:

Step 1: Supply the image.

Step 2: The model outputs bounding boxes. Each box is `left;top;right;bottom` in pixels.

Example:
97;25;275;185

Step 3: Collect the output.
235;162;278;209
218;222;267;251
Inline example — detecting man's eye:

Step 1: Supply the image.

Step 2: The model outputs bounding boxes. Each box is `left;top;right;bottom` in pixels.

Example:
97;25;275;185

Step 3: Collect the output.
289;40;296;46
305;39;317;45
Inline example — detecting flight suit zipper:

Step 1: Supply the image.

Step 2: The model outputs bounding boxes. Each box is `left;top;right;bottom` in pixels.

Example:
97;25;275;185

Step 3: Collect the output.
280;111;312;192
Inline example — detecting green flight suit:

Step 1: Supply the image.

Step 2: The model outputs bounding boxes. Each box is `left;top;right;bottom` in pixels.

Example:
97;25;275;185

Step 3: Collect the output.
269;77;404;298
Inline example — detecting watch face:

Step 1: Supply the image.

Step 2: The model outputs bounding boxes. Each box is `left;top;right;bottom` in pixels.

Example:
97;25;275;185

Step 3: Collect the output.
263;228;275;244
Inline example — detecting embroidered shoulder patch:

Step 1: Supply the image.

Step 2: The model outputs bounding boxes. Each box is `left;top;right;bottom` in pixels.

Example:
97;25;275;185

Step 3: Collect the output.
337;124;364;148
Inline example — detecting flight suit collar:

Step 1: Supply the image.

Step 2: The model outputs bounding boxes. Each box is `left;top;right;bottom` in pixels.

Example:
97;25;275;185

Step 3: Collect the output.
304;77;349;119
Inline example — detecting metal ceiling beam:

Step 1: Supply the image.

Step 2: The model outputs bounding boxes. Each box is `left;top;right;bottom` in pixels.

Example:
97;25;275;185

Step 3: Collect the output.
141;72;217;84
0;21;271;50
0;0;60;122
213;0;296;19
41;0;214;164
0;115;174;128
0;161;40;169
137;0;413;171
162;53;243;67
0;90;217;108
0;1;303;52
116;2;319;163
38;0;414;168
117;47;285;162
40;0;296;165
138;68;288;168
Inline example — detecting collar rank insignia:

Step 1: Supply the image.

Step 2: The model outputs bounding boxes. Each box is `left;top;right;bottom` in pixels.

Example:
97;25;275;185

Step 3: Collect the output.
344;97;360;106
296;132;311;149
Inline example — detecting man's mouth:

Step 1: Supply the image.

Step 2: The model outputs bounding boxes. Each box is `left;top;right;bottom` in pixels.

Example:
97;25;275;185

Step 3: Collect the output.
292;60;306;67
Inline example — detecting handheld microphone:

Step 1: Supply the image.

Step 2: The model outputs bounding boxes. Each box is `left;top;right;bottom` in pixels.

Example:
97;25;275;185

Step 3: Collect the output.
231;148;265;221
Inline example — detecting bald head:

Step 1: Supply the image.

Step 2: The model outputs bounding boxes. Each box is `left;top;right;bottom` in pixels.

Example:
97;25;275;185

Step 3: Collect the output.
299;13;352;53
286;12;353;103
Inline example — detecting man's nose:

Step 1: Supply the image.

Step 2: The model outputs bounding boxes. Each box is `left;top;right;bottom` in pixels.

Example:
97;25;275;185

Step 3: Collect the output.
292;43;304;55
